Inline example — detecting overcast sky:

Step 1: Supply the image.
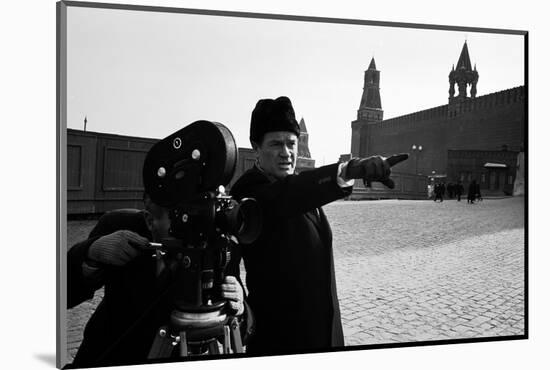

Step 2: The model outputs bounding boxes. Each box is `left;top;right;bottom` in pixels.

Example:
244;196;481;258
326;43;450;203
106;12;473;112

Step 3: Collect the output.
66;6;524;165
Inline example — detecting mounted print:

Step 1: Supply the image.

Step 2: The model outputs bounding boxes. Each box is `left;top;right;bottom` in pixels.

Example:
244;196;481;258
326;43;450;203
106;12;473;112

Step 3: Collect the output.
57;1;527;368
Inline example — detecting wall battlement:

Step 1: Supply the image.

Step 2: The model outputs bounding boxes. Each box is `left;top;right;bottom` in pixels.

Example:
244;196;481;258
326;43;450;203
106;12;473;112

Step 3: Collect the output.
370;85;524;130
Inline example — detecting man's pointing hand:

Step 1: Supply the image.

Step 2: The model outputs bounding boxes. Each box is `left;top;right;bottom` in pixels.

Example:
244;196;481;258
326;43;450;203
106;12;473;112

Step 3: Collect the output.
343;153;409;189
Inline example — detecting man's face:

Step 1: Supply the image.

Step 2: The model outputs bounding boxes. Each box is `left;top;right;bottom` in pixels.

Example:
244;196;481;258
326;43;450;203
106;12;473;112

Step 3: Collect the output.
254;131;298;179
144;205;171;242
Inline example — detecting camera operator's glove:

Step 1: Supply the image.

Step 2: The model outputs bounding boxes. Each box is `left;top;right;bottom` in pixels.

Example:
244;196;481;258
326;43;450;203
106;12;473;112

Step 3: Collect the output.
343;154;409;189
86;230;150;267
221;275;244;316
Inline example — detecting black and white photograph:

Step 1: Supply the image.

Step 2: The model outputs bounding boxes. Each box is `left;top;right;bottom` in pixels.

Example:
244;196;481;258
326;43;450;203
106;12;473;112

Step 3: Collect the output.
53;1;532;369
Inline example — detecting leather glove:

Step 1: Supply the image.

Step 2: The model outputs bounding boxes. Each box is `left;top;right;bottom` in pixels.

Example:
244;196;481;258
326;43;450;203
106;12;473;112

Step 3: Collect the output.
221;275;245;316
343;153;409;189
87;230;150;267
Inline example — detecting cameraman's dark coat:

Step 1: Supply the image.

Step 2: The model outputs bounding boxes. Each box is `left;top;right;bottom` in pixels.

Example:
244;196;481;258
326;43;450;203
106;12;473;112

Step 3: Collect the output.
231;163;352;355
67;210;250;368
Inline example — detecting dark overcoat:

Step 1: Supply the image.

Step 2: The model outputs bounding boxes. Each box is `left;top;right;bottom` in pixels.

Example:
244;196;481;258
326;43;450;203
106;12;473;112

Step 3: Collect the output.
67;210;163;367
230;163;352;355
468;182;476;201
67;210;249;367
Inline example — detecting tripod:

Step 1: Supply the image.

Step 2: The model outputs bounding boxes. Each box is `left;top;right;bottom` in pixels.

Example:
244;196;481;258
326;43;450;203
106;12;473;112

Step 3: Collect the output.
144;191;253;360
148;302;244;358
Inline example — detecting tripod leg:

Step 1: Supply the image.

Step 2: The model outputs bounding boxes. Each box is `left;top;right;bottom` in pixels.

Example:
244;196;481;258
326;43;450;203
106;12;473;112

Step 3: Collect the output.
229;318;243;353
148;326;174;359
208;339;220;354
222;325;231;354
179;331;189;357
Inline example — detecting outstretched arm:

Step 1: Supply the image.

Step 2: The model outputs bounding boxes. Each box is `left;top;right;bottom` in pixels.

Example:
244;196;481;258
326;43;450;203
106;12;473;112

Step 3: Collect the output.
231;154;408;219
231;163;352;219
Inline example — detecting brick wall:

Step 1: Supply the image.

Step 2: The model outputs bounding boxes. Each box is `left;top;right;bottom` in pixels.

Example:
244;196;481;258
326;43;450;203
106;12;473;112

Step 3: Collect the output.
360;86;525;177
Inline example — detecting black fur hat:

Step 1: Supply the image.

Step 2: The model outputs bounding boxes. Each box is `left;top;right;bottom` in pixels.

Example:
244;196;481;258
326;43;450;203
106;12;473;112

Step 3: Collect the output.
250;96;300;144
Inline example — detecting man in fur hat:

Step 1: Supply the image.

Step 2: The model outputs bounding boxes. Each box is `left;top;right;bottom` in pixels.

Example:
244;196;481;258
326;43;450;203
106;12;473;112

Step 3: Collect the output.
231;96;407;355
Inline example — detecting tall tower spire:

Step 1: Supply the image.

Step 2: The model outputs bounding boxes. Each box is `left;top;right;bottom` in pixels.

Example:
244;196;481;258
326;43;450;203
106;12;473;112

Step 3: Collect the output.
368;57;376;70
298;117;311;158
351;57;384;157
456;41;472;71
358;57;383;118
448;41;479;100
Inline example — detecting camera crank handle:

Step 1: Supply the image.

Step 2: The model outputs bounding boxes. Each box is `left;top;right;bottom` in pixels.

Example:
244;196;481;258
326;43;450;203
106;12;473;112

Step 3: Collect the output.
149;242;166;277
148;242;166;258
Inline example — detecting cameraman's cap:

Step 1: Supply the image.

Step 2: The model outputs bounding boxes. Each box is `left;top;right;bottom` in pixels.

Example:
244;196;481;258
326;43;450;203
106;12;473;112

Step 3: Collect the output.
250;96;300;144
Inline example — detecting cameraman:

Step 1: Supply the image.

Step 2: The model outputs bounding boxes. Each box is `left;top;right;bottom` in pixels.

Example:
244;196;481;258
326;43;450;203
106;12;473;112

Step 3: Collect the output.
231;96;406;355
67;193;249;367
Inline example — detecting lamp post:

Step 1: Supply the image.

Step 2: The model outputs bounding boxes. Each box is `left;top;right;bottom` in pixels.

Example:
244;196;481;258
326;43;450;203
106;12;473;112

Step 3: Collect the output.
411;144;423;175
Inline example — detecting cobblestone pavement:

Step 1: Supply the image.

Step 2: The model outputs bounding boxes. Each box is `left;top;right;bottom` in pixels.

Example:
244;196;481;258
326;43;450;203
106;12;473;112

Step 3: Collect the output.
325;197;524;345
66;197;524;360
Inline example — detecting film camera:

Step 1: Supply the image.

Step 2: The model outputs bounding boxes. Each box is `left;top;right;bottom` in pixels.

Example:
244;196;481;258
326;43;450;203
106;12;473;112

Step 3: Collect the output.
142;120;261;357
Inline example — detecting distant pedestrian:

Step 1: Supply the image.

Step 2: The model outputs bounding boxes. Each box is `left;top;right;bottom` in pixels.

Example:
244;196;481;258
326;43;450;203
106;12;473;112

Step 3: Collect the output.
467;180;477;204
447;182;454;199
427;183;434;199
434;183;444;202
475;181;482;202
456;182;464;202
